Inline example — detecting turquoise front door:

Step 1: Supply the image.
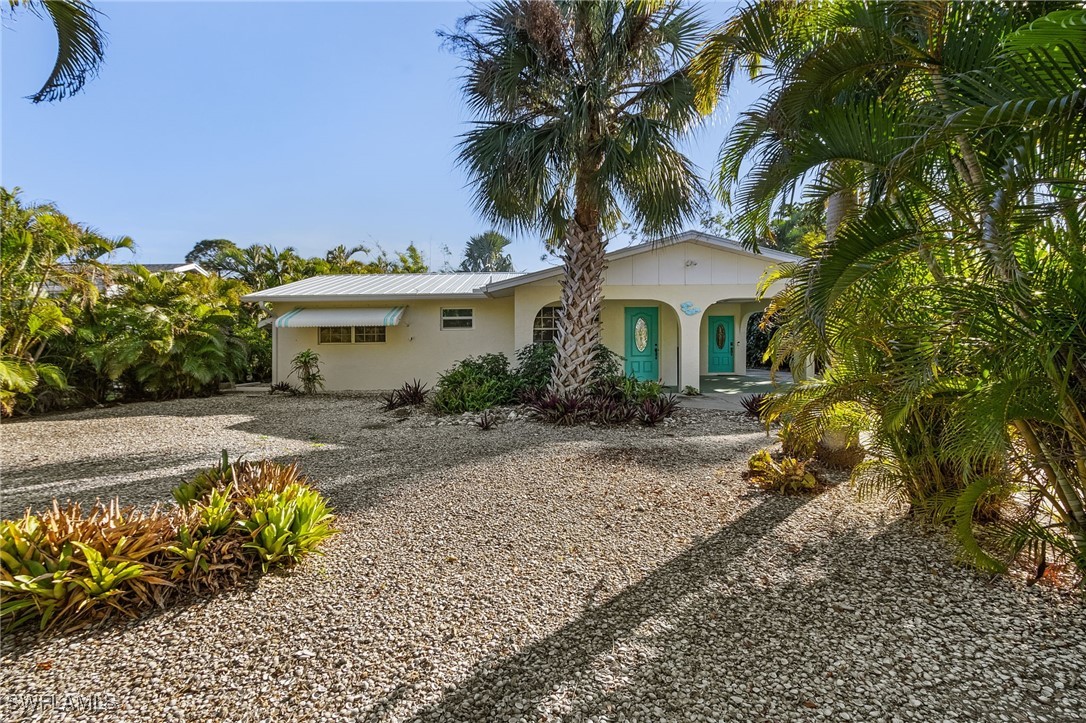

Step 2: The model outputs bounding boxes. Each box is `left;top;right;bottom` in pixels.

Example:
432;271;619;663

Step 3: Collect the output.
624;307;659;381
707;315;735;373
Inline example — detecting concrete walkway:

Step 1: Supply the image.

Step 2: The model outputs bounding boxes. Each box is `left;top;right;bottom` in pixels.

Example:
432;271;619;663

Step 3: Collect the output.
680;370;793;412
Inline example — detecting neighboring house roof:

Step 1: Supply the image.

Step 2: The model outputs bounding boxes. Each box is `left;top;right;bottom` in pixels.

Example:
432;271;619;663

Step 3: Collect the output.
483;230;803;294
241;231;802;304
42;261;211;297
241;272;524;303
136;262;210;276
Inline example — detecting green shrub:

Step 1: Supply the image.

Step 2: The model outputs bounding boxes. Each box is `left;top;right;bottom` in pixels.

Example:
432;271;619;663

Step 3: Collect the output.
590;344;625;382
515;342;556;392
432;353;522;413
813;402;867;470
591;374;665;404
0;455;336;633
513;342;625;397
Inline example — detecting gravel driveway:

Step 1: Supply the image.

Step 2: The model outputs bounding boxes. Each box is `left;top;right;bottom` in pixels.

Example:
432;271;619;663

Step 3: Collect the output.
1;394;1083;722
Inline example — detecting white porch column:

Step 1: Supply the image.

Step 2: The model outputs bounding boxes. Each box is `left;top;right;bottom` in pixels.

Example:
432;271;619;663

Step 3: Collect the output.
678;313;702;391
791;354;817;381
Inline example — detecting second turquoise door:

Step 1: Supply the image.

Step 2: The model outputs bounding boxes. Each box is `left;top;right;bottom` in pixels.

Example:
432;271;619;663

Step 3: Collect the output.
624;307;659;381
707;315;735;373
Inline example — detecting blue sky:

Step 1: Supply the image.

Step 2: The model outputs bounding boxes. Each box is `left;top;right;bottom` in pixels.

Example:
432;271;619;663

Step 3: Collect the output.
2;1;754;272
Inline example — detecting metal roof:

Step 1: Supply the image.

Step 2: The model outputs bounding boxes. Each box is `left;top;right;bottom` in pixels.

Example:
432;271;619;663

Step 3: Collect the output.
241;272;523;302
241;231;803;303
484;231;804;294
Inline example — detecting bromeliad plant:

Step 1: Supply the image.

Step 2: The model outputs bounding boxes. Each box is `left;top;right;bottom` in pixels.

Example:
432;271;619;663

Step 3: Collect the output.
0;454;336;633
238;484;335;572
0;501;174;632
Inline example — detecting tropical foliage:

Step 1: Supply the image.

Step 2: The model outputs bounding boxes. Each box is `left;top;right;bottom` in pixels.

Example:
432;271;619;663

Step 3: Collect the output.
0;455;336;633
445;0;709;393
184;239;428;287
459;231;515;272
427;341;678;425
694;1;1086;581
1;187;429;414
1;187;132;413
288;349;324;395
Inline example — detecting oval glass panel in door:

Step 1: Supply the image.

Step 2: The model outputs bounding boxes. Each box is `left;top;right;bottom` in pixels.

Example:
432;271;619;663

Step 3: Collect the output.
634;317;649;352
715;323;726;350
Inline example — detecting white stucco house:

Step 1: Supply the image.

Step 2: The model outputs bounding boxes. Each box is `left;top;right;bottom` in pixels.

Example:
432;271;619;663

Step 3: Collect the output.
242;231;802;392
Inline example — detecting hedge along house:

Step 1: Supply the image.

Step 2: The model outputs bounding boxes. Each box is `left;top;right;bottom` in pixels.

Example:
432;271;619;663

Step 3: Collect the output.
242;231;804;392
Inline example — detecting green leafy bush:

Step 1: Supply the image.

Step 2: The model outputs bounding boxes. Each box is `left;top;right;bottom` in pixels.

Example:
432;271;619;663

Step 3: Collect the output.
0;455;336;633
432;353;522;413
514;342;556;393
815;408;867;469
430;344;661;423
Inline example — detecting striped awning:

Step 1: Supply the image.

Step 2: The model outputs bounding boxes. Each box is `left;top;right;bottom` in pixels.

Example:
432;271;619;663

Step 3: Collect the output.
267;307;406;328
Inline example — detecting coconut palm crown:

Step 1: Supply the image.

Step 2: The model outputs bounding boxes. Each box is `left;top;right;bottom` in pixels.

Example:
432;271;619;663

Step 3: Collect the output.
444;0;710;392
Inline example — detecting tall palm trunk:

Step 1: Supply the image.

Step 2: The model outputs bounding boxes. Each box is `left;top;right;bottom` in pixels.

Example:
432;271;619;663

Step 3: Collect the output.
824;186;856;243
552;222;606;394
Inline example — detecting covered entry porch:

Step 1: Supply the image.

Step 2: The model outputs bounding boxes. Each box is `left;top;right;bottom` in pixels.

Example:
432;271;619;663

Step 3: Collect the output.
516;294;772;391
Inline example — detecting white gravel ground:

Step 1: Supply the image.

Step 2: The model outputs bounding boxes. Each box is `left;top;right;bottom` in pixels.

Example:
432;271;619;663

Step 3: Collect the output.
1;393;1083;722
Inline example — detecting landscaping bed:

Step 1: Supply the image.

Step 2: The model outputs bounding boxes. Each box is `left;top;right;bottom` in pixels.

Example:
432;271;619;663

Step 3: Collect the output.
1;394;1083;722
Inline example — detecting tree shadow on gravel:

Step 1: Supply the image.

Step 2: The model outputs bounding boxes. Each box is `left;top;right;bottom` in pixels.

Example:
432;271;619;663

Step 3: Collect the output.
393;494;814;723
398;512;1086;723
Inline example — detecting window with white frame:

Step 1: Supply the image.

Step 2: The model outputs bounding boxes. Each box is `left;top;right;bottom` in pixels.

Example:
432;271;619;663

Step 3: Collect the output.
353;325;386;343
318;326;386;343
533;305;561;343
441;308;474;330
318;326;352;344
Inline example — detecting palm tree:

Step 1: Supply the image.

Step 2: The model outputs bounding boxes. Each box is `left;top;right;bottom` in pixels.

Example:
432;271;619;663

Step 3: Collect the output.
5;0;107;103
459;231;514;272
217;244;307;289
444;0;709;393
694;2;1086;578
325;244;370;272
